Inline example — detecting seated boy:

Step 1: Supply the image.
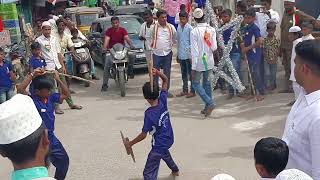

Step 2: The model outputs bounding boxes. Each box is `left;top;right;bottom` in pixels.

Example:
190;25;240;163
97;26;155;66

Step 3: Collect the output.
17;70;71;180
126;68;179;180
254;137;289;179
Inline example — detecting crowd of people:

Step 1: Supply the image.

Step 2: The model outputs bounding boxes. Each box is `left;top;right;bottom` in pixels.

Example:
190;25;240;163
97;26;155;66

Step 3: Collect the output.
1;0;320;179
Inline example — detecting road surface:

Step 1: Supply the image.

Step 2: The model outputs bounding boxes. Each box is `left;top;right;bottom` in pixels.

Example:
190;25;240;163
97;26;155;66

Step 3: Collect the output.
0;62;292;180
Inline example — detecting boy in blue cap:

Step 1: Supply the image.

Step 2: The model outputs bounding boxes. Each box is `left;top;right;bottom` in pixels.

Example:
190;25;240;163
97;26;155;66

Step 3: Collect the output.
127;68;179;180
17;69;70;180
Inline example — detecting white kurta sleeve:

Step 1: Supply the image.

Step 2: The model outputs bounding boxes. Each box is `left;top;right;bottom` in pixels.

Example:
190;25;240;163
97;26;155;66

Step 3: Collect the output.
310;119;320;180
271;11;280;24
190;30;199;70
210;28;217;52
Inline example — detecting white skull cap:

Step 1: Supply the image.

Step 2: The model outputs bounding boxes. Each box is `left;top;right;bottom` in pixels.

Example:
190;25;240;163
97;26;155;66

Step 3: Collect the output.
41;21;51;28
276;169;313;180
289;26;301;33
193;8;204;19
0;94;42;145
211;174;236;180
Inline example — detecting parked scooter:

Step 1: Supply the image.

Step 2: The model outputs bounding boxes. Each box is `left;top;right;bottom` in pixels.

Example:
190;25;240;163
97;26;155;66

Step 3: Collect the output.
71;38;92;87
106;43;140;97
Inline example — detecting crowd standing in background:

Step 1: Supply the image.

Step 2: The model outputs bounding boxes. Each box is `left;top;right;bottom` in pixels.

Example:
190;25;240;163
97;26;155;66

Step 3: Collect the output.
1;0;320;179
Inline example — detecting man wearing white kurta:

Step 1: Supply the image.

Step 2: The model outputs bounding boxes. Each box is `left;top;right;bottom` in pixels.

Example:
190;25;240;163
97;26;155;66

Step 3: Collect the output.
190;8;217;117
282;39;320;180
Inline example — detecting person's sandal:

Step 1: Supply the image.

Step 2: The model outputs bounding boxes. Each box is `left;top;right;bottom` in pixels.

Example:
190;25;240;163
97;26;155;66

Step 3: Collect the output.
176;92;187;97
70;105;83;110
55;108;64;115
186;92;196;98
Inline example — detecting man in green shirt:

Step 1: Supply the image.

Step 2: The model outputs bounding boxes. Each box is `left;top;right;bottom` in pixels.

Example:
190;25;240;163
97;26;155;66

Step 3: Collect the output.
0;93;54;180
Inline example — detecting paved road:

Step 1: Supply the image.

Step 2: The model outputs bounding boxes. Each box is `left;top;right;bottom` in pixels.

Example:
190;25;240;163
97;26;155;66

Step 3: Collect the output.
0;62;292;180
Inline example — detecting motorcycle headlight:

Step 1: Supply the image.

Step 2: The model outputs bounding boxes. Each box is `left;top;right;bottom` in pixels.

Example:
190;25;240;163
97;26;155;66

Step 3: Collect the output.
114;51;126;60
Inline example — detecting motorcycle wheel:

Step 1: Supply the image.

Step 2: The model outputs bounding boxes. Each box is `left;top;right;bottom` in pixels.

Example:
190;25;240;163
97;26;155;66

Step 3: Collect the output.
118;69;126;97
83;72;91;87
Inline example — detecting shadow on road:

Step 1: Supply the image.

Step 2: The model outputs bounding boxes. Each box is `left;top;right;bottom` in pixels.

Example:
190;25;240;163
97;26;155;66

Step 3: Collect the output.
129;175;177;180
205;146;253;160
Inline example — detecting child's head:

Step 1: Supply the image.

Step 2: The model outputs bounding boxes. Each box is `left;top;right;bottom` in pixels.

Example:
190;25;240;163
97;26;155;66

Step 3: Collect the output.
266;21;276;36
31;42;42;57
70;28;79;38
236;0;248;15
179;11;189;26
244;8;256;24
254;137;289;178
288;26;302;42
142;82;160;103
33;75;53;98
220;9;232;24
261;0;272;10
301;21;314;36
0;47;4;62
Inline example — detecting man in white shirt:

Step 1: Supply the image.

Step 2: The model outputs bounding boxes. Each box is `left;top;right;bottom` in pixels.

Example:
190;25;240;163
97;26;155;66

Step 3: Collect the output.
261;0;280;24
36;21;82;114
139;10;156;51
282;39;320;180
190;8;217;117
151;10;177;97
288;26;302;101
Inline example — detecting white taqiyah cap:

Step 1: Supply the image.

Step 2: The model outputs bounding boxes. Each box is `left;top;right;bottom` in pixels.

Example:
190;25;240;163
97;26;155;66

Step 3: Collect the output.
193;8;204;19
41;21;51;28
289;26;301;33
211;174;236;180
0;94;42;145
284;0;295;2
275;169;313;180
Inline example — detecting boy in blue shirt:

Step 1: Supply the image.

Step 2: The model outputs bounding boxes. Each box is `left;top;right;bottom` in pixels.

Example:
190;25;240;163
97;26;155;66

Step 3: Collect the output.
17;70;70;180
220;9;242;100
29;42;47;72
241;8;265;101
176;11;195;98
0;47;16;104
127;68;179;180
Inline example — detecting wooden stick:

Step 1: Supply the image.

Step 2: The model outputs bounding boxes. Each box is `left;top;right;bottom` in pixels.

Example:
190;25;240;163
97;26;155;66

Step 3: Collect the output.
46;71;95;84
244;54;257;101
148;50;154;92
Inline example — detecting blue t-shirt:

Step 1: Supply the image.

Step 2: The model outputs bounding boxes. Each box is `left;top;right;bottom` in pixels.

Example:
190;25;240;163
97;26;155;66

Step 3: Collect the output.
32;93;61;132
243;23;262;62
0;61;13;90
142;90;174;151
30;56;47;70
223;27;241;54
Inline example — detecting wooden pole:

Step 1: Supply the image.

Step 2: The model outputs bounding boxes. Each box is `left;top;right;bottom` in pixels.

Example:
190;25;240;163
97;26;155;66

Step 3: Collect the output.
244;54;257;101
46;71;95;84
147;50;154;92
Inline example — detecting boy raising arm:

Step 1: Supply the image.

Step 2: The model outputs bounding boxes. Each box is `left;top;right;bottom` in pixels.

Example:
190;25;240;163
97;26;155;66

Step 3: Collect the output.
126;68;179;180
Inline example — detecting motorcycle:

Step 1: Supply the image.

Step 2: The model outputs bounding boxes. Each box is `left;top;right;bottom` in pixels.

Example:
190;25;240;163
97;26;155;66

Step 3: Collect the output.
106;43;140;97
4;43;28;83
71;38;92;87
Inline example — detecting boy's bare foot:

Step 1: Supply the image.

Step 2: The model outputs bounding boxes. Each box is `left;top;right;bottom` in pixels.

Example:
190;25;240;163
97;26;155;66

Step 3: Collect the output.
176;92;187;97
186;92;196;98
171;171;180;176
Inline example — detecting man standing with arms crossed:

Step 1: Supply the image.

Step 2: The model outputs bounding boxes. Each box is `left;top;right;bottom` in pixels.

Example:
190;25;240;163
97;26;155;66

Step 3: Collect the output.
151;10;177;98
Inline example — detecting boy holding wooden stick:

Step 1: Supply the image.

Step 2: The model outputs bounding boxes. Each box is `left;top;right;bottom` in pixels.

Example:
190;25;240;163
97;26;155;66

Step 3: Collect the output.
126;68;179;180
